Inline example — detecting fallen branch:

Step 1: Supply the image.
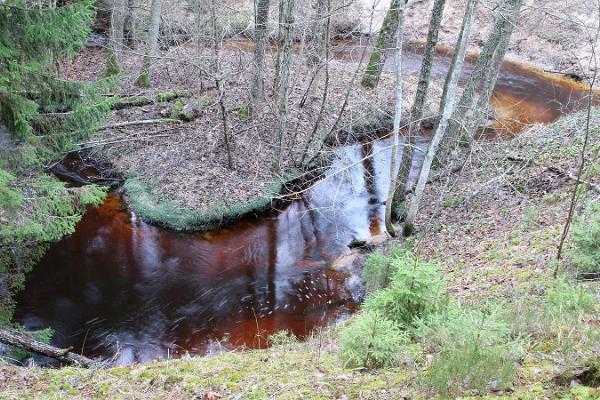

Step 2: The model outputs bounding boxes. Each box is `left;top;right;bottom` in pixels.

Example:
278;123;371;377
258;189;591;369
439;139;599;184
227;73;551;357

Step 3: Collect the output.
0;329;95;367
548;166;600;193
98;119;181;130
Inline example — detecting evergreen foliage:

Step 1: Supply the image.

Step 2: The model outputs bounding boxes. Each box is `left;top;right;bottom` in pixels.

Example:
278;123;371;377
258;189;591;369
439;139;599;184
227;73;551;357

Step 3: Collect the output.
363;250;448;328
338;311;407;369
0;0;109;325
361;245;406;293
544;278;595;317
567;205;600;273
415;303;520;395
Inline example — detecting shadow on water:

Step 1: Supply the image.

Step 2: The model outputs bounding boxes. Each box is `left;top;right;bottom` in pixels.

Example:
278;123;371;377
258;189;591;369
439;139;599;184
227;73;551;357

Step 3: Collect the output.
14;137;425;365
14;39;598;365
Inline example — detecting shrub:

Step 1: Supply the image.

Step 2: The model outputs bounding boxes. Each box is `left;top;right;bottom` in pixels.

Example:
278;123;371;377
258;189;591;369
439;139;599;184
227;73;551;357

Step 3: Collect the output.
568;205;600;273
339;311;407;369
544;278;595;317
415;303;520;396
361;246;406;293
363;252;447;328
268;330;297;347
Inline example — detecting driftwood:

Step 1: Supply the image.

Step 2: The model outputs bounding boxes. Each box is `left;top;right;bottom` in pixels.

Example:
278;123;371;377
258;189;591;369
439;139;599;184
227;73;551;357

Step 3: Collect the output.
0;329;95;367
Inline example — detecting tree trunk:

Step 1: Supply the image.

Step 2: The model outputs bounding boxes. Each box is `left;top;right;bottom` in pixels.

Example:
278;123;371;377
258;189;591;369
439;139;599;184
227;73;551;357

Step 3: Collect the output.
136;0;163;87
276;0;295;169
463;0;522;139
409;0;446;132
361;0;403;89
208;1;233;169
105;0;127;76
403;0;478;236
125;0;136;47
384;0;406;237
394;0;447;221
438;0;477;112
250;0;270;105
442;0;514;155
0;329;95;367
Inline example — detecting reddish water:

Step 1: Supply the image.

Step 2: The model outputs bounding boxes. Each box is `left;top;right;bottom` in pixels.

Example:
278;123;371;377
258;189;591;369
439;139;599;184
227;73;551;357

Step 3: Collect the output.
332;42;598;134
13;41;598;365
14;138;425;365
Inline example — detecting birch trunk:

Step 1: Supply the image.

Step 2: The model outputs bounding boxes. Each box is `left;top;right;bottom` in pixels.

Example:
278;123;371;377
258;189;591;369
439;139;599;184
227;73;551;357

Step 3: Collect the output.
361;0;402;89
442;0;507;151
250;0;271;105
384;0;406;236
463;0;522;138
404;0;478;235
276;0;295;168
136;0;163;87
438;0;477;112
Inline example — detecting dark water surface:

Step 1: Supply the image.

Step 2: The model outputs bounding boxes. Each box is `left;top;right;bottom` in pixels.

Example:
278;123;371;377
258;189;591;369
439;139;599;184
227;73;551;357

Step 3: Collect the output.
332;41;598;133
14;42;597;365
14;138;426;365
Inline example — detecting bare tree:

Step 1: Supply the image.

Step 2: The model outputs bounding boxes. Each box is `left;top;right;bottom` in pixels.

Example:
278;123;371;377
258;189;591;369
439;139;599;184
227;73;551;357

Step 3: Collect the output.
409;0;447;131
384;0;407;236
462;0;523;140
361;0;404;89
136;0;163;87
393;0;447;221
404;0;478;235
250;0;271;106
443;0;522;154
105;0;127;76
556;0;600;276
276;0;295;168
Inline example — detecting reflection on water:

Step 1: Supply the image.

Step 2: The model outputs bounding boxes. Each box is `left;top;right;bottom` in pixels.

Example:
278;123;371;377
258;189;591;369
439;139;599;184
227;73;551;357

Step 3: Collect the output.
16;41;595;365
15;137;425;365
333;42;597;134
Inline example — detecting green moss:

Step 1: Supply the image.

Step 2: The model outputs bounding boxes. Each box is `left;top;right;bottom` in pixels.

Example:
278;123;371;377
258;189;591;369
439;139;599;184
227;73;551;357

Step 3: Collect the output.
135;72;150;88
123;175;279;231
104;48;121;77
155;92;187;103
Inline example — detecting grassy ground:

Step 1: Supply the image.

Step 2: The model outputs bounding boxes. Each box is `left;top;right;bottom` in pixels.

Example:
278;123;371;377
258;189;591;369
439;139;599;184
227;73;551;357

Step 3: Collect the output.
1;111;598;399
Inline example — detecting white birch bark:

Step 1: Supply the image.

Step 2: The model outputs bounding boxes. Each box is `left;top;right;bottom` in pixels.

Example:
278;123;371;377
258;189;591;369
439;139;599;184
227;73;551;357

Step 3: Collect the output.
384;0;406;236
403;0;478;235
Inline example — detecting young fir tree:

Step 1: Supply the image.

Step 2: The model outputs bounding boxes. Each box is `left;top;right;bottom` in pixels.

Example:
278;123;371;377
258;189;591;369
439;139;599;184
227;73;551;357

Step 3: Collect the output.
0;0;108;325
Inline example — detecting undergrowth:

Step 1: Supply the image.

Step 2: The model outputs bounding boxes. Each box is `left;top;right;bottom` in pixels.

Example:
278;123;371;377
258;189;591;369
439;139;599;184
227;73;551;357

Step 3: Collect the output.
340;246;599;397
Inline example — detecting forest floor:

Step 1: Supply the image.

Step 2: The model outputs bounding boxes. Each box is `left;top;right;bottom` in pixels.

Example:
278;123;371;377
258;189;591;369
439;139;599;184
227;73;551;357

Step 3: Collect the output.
1;109;598;399
69;43;443;229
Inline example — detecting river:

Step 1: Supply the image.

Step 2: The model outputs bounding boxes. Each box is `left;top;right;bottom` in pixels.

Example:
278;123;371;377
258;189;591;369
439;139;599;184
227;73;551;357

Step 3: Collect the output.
13;44;596;365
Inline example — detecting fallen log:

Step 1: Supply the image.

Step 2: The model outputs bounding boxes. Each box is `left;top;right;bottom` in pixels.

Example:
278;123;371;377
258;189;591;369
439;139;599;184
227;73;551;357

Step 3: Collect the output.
0;329;95;367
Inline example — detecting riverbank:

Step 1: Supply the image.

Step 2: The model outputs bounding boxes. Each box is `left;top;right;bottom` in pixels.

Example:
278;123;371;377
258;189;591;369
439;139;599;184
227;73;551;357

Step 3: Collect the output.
67;44;443;230
2;109;598;399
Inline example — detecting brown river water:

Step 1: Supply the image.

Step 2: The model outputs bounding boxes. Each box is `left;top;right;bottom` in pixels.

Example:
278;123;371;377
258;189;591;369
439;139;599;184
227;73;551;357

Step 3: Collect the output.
13;44;597;365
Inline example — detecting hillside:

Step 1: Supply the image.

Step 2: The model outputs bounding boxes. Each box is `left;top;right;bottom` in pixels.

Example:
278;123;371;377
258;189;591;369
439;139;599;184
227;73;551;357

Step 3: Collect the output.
1;109;598;399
